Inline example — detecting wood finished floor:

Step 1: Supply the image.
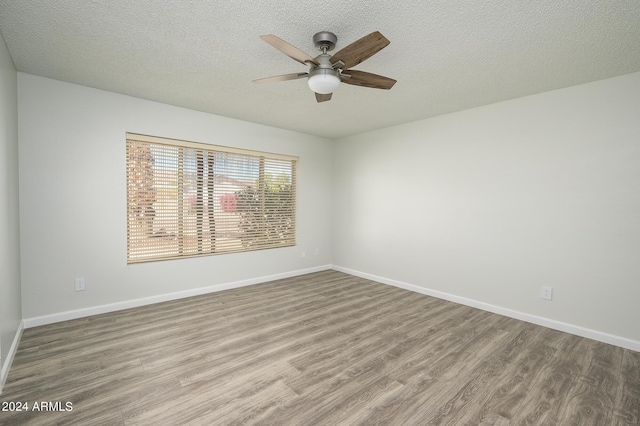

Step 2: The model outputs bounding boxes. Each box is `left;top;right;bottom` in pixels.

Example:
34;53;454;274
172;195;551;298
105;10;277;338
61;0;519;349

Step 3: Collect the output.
1;270;638;425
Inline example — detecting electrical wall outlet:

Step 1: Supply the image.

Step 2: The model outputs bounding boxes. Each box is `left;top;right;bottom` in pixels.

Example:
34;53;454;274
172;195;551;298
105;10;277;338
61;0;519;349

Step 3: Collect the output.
301;251;306;259
75;277;86;292
315;248;320;256
541;286;553;300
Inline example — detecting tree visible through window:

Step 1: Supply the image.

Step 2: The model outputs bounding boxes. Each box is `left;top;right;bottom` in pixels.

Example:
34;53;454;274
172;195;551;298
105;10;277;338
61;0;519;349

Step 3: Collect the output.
126;134;297;263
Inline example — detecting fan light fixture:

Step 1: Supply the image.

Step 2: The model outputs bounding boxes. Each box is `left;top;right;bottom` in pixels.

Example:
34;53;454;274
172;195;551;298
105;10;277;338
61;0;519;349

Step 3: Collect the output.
307;68;340;94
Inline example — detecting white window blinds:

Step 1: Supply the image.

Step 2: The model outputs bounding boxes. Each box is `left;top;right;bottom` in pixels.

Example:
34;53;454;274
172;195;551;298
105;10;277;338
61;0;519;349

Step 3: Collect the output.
126;134;297;263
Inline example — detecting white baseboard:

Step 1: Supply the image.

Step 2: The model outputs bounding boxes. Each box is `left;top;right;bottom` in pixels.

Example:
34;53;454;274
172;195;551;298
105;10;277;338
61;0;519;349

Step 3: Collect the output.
0;320;24;395
331;265;640;353
20;263;640;353
23;265;332;329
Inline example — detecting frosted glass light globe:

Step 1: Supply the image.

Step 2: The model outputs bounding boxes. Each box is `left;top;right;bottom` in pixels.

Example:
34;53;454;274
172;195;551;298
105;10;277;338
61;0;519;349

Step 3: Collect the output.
308;69;340;94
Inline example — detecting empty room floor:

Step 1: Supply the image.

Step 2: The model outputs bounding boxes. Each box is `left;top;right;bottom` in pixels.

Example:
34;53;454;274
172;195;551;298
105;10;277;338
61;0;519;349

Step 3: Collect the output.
1;270;638;425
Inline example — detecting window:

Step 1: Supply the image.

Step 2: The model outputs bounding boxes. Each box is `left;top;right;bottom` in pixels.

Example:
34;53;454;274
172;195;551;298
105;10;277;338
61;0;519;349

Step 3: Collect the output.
126;133;297;263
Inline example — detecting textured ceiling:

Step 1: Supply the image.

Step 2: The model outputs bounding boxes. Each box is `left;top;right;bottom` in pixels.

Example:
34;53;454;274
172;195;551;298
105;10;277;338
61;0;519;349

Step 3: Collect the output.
1;0;639;139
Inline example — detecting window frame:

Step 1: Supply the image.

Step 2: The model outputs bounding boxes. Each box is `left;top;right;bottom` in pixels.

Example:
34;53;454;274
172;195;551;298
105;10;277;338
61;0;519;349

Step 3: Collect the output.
126;133;298;264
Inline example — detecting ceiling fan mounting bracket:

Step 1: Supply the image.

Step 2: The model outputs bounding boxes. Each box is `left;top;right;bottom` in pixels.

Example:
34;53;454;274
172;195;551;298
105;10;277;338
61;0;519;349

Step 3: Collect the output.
313;31;337;52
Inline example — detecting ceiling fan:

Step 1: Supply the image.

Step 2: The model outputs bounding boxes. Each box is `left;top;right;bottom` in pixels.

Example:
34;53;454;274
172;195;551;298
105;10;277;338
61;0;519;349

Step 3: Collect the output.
253;31;396;103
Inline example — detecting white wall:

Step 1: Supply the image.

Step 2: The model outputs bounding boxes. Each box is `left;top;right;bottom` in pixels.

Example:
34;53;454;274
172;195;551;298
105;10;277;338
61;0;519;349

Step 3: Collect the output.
0;31;22;387
14;70;640;350
18;74;333;320
333;72;640;346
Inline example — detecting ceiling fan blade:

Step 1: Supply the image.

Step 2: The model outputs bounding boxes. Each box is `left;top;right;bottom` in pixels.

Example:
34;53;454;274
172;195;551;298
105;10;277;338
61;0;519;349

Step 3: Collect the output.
260;35;319;66
341;70;396;90
315;92;332;103
330;31;390;69
253;73;308;84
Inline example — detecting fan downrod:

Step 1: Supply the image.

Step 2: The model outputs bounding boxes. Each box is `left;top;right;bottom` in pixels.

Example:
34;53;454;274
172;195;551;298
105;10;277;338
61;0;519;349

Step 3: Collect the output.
312;32;337;52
